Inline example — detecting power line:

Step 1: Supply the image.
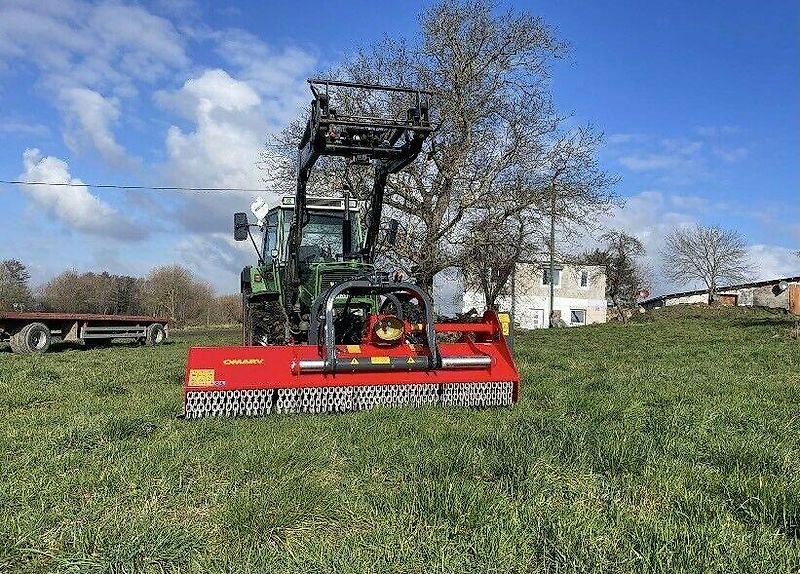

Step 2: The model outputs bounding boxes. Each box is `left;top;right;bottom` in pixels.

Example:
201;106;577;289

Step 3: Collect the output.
0;179;294;193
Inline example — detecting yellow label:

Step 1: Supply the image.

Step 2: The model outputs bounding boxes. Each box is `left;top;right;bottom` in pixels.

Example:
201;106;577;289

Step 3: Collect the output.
498;312;511;336
350;358;359;365
346;345;361;353
188;369;215;387
407;356;416;364
370;356;390;365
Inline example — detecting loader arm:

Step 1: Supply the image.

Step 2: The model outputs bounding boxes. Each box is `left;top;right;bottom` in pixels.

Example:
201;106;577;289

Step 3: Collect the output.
284;79;433;313
362;132;428;262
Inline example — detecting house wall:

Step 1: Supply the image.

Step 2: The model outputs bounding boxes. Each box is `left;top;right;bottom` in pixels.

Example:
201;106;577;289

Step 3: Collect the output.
664;293;708;306
739;284;792;308
463;263;607;328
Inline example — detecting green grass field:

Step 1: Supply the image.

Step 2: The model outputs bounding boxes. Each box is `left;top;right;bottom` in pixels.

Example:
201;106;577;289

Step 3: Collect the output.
1;307;798;573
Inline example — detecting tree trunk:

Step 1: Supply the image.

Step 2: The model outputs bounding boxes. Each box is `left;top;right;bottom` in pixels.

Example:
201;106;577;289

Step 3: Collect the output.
612;296;626;324
415;270;435;296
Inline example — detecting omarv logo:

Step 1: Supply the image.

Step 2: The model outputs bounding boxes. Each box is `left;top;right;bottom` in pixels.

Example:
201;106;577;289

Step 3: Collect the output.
223;358;265;366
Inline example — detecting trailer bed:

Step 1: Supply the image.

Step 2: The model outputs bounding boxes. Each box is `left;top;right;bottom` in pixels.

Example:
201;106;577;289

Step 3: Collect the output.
0;311;169;354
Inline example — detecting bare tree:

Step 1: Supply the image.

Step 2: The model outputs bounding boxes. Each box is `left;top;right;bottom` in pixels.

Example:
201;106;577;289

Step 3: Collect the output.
462;125;618;312
661;224;753;303
39;271;145;315
262;0;567;293
583;231;647;323
143;265;215;327
215;294;243;325
40;270;91;313
458;205;543;310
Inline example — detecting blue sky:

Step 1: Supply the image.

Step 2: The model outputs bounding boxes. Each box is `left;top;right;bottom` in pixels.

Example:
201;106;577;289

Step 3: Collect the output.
0;0;797;294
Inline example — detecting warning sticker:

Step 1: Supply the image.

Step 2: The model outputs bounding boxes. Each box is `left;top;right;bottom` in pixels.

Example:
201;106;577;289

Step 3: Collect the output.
346;345;361;353
350;358;359;365
370;356;390;365
188;369;215;387
407;356;416;364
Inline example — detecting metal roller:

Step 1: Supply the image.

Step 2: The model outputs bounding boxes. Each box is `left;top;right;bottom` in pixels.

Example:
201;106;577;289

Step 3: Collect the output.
184;381;514;418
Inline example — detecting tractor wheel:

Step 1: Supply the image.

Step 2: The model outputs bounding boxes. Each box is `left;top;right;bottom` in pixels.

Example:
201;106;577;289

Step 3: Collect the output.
9;322;52;354
246;300;287;345
144;323;166;346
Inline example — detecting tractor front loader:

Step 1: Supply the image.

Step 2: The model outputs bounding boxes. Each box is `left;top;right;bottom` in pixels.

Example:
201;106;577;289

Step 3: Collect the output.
183;79;520;417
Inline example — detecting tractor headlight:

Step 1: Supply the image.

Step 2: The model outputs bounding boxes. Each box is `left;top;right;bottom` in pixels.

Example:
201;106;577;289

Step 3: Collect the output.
374;316;404;342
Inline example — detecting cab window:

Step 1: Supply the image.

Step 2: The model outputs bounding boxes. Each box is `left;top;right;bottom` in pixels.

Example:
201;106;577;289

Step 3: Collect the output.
263;210;278;262
299;213;359;263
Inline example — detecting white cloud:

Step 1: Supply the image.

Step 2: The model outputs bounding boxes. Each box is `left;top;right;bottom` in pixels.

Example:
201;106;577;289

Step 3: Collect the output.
157;69;262;117
156;34;315;234
669;194;709;211
694;125;739;137
212;29;315;130
612;129;751;184
713;146;749;163
156;70;276;238
58;87;130;166
174;232;253;291
746;245;800;281
0;2;187;93
618;154;678;171
618;138;705;172
605;133;646;145
156;69;269;232
0;119;50;136
0;1;188;162
19;148;143;240
599;191;800;293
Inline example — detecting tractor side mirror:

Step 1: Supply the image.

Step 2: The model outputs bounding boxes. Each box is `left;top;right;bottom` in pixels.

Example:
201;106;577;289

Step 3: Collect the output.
387;218;399;246
233;212;250;242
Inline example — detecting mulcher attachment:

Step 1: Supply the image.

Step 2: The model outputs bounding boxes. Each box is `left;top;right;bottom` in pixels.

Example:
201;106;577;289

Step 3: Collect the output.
183;281;520;418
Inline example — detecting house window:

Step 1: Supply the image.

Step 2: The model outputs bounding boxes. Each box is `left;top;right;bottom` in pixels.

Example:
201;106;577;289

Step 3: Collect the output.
570;309;586;325
542;268;561;287
580;270;588;287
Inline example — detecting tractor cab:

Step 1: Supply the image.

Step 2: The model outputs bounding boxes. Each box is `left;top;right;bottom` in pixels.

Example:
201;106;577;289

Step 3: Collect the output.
252;195;363;265
235;195;373;317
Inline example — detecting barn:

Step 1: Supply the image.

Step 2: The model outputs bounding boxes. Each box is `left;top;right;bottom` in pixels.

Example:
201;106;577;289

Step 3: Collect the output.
640;276;800;314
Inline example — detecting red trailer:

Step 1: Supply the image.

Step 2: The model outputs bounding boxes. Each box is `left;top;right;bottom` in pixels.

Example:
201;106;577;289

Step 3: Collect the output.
0;312;169;354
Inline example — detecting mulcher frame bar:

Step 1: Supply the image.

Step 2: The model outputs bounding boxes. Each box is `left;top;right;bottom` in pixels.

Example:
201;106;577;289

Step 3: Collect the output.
308;279;440;372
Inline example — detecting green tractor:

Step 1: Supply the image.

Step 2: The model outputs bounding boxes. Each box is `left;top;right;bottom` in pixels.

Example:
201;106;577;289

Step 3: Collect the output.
236;194;373;345
234;79;432;346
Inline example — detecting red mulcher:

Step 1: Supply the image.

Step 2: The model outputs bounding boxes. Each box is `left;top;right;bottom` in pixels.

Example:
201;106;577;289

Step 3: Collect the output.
184;282;520;417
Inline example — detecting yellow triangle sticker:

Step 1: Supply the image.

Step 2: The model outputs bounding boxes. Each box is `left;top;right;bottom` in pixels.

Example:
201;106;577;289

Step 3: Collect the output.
350;358;359;365
407;356;416;364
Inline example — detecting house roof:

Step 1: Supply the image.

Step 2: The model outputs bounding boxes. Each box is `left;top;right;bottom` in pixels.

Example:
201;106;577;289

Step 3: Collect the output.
641;276;800;306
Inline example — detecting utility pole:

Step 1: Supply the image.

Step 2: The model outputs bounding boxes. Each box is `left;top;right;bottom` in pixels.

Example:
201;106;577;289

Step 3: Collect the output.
510;262;516;349
549;188;556;327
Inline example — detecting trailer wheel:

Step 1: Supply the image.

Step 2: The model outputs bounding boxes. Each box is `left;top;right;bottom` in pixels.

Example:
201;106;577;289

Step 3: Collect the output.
9;322;52;354
145;323;166;346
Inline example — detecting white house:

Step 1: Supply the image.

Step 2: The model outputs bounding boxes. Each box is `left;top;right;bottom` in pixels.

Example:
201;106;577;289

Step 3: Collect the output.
463;263;607;328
